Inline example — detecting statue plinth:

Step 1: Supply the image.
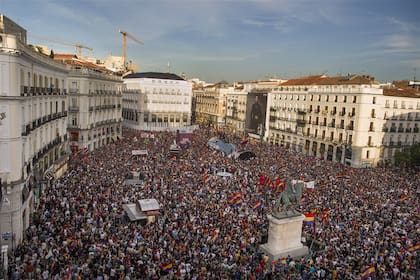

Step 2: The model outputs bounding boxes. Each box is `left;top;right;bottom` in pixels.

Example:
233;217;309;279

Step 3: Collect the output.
260;214;308;260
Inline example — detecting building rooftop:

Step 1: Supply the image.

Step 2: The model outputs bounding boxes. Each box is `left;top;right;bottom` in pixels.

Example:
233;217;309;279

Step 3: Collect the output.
383;87;420;98
124;72;185;80
280;74;377;86
53;54;112;73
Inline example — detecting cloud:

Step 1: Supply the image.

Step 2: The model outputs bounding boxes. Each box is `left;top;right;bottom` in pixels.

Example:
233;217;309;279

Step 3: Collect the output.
371;17;420;55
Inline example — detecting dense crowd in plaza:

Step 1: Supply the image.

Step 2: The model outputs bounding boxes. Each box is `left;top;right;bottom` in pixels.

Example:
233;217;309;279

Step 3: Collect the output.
7;128;419;279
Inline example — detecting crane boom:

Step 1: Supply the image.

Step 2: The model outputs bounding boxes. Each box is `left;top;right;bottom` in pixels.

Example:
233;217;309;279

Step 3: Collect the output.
28;34;93;57
119;29;143;69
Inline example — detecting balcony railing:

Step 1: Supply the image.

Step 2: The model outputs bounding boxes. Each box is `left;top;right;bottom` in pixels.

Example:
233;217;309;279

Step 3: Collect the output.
297;119;306;126
336;124;344;129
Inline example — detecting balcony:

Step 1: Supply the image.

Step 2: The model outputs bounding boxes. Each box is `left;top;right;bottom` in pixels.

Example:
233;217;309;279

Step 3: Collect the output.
69;106;79;112
368;127;375;132
390;127;396;132
336;124;344;129
405;128;412;133
330;111;336;116
398;128;404;133
346;125;353;130
382;127;388;132
348;113;355;118
297;119;306;127
414;127;419;133
339;112;346;116
328;123;335;127
297;109;306;115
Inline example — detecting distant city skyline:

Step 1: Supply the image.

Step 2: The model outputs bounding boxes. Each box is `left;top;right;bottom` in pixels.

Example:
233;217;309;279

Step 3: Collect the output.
2;0;419;83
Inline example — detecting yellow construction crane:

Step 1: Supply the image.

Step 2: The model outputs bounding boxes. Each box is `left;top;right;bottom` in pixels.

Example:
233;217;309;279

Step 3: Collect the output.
119;29;144;68
28;34;93;57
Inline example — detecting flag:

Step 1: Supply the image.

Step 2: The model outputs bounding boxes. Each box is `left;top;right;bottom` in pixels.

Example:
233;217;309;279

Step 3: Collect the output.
336;174;350;180
407;244;420;252
204;174;211;184
360;265;375;279
274;179;285;192
322;208;329;224
161;263;173;273
259;174;266;186
280;258;287;264
303;213;315;225
234;199;243;207
399;194;408;202
252;200;262;210
211;229;219;242
228;192;242;204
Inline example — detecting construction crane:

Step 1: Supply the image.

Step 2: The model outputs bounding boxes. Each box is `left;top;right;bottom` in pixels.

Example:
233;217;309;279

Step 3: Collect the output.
119;29;144;69
28;34;93;57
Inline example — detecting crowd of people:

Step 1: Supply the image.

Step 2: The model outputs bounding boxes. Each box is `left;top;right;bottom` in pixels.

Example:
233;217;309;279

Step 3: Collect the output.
8;127;419;279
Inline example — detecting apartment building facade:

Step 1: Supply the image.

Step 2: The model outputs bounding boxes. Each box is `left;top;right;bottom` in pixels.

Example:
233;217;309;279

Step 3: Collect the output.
193;83;230;128
266;75;420;167
0;15;68;249
122;72;192;131
54;55;123;152
225;87;248;135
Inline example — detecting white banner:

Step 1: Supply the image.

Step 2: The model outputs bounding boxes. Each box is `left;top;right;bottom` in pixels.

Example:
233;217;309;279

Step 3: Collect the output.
132;149;148;156
305;181;315;189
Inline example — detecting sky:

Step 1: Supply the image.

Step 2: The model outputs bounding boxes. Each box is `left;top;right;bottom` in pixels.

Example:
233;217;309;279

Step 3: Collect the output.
1;0;419;83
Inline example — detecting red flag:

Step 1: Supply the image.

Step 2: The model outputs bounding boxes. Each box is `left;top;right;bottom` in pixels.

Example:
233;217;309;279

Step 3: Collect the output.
259;174;266;186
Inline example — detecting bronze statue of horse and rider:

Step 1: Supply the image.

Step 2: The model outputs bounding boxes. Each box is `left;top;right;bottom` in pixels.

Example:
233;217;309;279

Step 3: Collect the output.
272;180;305;219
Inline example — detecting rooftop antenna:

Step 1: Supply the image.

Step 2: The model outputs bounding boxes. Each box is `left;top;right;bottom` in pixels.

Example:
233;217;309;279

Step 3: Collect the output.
167;61;170;73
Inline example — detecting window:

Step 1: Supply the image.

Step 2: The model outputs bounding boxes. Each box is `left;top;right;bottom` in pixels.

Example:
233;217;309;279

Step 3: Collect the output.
371;109;375;118
372;97;376;104
369;122;374;131
366;150;370;159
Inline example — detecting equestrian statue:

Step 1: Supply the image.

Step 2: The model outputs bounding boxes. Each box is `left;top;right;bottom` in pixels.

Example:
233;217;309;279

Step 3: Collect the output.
272;180;304;219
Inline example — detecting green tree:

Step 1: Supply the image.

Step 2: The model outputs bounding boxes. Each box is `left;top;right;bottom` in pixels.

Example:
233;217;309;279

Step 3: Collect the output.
394;143;420;168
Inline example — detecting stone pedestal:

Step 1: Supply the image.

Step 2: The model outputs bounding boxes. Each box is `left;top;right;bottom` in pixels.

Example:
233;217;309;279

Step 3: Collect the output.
260;214;308;260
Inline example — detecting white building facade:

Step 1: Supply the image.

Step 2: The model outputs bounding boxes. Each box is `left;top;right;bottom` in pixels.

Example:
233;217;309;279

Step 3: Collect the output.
225;87;248;134
0;15;68;250
122;72;192;131
193;83;233;128
266;75;420;168
55;56;123;152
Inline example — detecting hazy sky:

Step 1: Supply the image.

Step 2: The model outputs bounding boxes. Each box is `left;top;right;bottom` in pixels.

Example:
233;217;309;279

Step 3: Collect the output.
2;0;419;83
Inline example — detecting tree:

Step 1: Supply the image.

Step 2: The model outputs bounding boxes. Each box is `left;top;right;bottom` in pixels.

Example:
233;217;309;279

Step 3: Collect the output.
394;143;420;168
